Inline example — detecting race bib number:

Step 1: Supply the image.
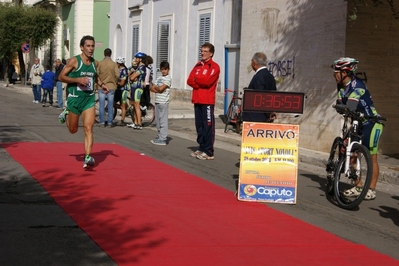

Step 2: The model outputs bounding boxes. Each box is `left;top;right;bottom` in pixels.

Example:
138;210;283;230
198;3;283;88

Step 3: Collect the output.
78;77;93;91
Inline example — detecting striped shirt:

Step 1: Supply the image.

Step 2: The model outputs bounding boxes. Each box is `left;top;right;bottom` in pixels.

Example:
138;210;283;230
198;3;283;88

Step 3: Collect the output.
154;74;172;104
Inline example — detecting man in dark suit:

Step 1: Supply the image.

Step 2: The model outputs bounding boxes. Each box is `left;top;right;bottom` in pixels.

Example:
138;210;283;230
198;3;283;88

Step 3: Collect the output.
242;52;277;122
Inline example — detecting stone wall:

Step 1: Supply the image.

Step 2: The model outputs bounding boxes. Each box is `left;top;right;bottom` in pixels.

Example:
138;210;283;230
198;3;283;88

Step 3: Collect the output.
240;0;348;153
345;1;399;156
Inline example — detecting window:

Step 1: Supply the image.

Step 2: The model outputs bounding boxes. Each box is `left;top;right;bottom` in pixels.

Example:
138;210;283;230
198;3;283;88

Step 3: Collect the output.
156;21;170;78
132;24;139;61
198;13;211;60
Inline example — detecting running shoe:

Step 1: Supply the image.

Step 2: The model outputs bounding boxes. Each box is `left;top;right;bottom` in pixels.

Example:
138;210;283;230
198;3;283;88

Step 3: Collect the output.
364;188;376;200
134;124;143;130
127;123;136;128
83;155;95;169
58;109;69;124
190;150;202;157
151;139;167;145
196;152;215;160
343;186;362;197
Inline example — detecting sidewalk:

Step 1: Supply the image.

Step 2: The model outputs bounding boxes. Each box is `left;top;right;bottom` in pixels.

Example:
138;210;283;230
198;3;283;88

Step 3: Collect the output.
2;81;399;189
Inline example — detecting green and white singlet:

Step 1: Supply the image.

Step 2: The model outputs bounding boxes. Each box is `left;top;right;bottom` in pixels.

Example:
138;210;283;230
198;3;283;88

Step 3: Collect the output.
67;55;97;97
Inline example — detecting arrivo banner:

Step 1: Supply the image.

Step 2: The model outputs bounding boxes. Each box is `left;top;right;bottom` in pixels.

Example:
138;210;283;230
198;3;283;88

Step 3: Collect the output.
237;122;299;204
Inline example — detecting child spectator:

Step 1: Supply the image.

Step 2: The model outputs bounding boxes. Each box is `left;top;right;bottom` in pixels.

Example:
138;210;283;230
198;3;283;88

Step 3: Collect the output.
150;61;172;145
41;65;55;107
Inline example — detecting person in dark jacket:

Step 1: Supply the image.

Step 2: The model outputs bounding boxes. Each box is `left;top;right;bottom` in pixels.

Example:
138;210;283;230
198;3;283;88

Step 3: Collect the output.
7;63;16;86
41;65;55;107
54;59;65;109
242;52;277;122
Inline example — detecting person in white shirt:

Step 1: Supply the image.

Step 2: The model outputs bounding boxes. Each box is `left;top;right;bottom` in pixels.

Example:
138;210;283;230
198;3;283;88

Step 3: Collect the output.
150;61;172;145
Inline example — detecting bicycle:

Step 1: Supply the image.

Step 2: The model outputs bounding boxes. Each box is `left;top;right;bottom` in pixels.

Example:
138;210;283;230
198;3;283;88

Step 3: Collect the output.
224;89;243;133
325;104;385;209
95;95;155;127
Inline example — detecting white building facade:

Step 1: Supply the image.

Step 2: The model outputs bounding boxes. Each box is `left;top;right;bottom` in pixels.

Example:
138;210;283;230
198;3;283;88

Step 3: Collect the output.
108;0;398;154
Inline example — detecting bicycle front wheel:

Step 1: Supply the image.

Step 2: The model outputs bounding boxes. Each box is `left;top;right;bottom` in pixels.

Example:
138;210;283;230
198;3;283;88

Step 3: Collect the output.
333;143;373;210
325;137;343;195
141;103;155;127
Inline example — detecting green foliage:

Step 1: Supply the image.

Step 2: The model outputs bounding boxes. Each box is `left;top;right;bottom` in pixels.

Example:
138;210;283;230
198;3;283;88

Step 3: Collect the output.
0;3;57;58
348;0;399;20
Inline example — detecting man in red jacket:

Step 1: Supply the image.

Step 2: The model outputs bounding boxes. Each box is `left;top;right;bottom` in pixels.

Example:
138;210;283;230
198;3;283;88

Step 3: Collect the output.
187;42;220;160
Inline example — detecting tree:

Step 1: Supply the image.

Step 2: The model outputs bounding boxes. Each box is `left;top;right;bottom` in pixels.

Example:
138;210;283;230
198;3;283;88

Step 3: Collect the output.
0;3;57;83
348;0;399;20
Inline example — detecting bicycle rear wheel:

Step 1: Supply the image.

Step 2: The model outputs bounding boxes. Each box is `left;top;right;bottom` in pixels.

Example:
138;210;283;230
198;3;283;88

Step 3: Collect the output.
325;137;343;195
333;143;372;209
224;102;235;133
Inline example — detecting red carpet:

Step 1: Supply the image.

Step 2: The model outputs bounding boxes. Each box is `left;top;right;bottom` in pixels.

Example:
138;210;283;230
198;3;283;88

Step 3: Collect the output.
3;142;398;265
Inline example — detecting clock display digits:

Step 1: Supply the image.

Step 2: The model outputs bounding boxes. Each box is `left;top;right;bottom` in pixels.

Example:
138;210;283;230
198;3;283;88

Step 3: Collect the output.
292;96;301;109
284;96;292;109
254;94;262;107
242;90;304;114
273;95;281;108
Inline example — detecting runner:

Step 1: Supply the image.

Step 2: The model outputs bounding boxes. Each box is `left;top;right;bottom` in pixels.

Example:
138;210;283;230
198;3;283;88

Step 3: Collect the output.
58;35;109;169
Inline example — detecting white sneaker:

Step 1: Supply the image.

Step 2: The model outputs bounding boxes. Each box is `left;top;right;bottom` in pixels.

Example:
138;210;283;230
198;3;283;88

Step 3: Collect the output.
343;186;362;197
364;189;376;200
126;123;136;128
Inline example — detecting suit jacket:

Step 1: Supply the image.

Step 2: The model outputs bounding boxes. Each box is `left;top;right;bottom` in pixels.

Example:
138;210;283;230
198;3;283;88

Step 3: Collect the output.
242;67;277;122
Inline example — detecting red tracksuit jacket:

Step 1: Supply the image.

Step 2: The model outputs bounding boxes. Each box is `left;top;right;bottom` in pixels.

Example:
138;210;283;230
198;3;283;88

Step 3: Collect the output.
187;58;220;104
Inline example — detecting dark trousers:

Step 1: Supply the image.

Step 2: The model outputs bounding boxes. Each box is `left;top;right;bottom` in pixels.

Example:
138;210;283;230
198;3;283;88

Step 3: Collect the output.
194;104;215;156
141;85;151;105
42;89;54;105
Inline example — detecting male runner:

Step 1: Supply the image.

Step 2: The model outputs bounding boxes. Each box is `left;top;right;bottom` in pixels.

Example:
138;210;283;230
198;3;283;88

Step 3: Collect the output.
58;35;109;169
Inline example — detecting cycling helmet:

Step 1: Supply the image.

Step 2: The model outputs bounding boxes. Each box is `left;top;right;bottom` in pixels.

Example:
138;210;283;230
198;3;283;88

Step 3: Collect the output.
331;57;359;72
134;52;147;59
116;56;125;64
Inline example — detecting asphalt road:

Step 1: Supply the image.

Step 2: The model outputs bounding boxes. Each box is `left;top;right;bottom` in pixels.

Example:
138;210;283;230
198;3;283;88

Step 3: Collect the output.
1;86;398;264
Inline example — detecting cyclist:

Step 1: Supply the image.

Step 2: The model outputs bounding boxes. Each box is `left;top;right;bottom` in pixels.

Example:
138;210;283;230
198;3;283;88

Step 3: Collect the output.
128;52;147;130
115;56;129;126
331;57;384;200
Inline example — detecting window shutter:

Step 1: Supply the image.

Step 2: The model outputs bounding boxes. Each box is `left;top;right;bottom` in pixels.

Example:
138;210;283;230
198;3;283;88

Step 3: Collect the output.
132;25;139;61
198;13;211;60
156;21;170;78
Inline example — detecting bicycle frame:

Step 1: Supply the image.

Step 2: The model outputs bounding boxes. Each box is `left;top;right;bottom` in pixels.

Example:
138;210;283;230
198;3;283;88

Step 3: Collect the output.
224;89;242;133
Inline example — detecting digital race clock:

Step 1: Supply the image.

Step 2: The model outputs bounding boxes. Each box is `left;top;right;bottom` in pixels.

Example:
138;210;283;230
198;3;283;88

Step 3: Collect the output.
242;90;305;114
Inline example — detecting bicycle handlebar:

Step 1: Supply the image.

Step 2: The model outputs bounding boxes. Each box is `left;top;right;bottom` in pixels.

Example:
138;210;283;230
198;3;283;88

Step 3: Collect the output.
332;104;387;122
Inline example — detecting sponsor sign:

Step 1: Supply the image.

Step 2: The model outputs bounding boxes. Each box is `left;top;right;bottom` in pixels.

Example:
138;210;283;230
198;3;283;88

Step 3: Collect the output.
237;122;299;204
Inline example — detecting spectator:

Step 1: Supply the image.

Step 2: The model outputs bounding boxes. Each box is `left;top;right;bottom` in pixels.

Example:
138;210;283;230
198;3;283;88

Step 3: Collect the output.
128;52;147;130
7;62;16;86
242;52;277;122
143;55;154;107
97;48;120;127
187;42;220;160
58;35;109;169
150;61;172;145
28;58;44;104
54;59;65;109
115;56;129;126
41;65;55;107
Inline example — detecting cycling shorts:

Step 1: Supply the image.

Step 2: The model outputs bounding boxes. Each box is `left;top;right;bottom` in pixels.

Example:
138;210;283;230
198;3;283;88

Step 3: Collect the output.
121;90;129;104
114;88;122;103
362;122;384;155
131;87;143;102
67;94;95;115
